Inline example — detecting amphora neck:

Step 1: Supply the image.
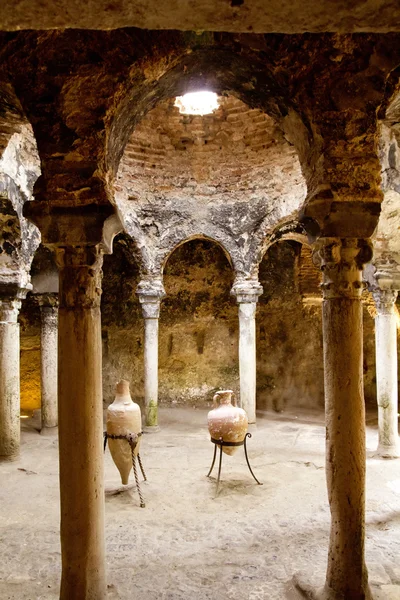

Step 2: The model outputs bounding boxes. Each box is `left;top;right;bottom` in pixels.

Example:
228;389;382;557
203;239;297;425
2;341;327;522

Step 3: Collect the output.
113;380;133;405
213;389;234;406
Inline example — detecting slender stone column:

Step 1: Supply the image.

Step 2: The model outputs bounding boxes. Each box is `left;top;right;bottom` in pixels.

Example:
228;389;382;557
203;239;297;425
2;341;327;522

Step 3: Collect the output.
137;280;166;432
37;293;59;431
306;238;373;600
372;285;400;458
0;296;22;461
231;280;263;424
55;245;106;600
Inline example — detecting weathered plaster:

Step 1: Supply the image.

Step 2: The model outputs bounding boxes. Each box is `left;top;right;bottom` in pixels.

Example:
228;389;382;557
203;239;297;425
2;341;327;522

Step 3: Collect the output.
0;127;41;289
1;1;400;33
116;96;306;278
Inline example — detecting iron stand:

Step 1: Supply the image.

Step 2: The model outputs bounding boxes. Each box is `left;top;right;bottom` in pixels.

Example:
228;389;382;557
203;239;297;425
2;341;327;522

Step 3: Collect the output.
207;432;262;496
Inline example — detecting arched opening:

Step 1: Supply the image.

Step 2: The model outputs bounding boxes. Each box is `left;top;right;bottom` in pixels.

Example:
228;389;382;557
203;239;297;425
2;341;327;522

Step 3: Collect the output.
160;238;236;408
108;46;314;191
19;244;58;417
256;240;324;414
101;232;143;405
114;93;307;278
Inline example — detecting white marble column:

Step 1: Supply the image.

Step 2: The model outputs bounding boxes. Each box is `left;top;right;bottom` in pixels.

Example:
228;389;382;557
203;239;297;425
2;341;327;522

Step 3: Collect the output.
38;293;59;431
231;280;263;424
372;285;400;458
0;295;22;461
137;280;166;431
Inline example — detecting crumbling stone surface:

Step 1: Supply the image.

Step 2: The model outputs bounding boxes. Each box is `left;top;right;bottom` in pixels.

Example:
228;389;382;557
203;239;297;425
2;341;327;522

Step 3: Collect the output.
100;236;238;406
0;30;397;229
19;320;41;413
373;123;400;266
0;0;400;33
1;29;399;416
257;242;325;411
19;236;384;414
0;84;27;164
0;125;41;289
116;95;306;278
0;177;39;290
0;195;21;278
159;239;237;404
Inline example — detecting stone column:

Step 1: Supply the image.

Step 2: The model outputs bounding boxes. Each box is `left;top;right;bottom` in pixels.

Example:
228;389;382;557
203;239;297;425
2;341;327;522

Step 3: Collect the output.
37;293;59;431
311;238;372;600
137;280;166;432
231;280;263;424
55;245;106;600
372;285;400;458
0;295;22;461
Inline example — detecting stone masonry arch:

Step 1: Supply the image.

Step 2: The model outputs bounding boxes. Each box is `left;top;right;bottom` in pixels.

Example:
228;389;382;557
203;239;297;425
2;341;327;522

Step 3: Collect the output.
115;94;307;280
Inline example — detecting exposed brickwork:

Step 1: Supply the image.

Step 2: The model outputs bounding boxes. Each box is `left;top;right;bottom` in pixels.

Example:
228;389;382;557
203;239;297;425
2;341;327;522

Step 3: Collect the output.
118;95;304;201
298;245;322;302
116;95;306;277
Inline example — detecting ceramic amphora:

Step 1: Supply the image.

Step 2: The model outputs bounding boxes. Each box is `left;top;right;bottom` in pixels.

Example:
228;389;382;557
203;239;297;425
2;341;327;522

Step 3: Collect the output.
107;380;142;484
207;390;248;455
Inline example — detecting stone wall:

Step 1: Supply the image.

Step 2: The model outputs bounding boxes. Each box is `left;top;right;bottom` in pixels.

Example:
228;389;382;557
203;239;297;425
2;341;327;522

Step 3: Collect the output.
256;242;325;412
19;294;41;413
100;236;238;407
19;236;386;416
119;96;304;202
101;237;328;411
159;239;237;404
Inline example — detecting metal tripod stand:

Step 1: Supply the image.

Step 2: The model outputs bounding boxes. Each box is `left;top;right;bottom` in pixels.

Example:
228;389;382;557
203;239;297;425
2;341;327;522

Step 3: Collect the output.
207;432;263;496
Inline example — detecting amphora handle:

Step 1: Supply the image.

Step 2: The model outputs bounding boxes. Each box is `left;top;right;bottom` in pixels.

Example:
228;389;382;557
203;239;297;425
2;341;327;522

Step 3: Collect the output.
213;390;236;407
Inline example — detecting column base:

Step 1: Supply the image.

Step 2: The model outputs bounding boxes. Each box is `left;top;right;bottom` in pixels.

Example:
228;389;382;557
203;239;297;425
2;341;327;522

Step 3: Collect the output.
40;426;58;437
376;444;400;459
0;453;19;463
143;425;160;434
292;574;373;600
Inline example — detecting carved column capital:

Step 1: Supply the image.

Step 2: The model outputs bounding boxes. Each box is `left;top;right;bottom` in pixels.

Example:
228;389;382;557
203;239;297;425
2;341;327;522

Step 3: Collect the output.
55;245;104;309
230;280;263;304
373;257;400;287
37;293;59;328
367;257;400;315
0;297;22;323
312;238;372;299
137;279;166;319
372;287;398;315
37;292;59;310
0;283;29;323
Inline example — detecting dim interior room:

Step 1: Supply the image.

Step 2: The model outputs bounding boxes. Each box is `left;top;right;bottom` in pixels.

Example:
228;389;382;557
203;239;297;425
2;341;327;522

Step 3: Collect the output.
0;14;400;600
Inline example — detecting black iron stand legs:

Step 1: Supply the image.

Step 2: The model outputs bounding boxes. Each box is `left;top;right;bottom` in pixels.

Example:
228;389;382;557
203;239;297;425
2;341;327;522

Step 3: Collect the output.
104;432;147;507
207;432;263;496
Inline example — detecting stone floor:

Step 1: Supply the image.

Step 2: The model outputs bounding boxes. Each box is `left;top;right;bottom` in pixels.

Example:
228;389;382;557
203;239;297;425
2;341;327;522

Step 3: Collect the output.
0;406;400;599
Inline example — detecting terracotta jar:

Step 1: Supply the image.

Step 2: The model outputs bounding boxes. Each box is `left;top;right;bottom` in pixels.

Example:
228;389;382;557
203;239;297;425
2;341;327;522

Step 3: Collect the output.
107;380;142;484
207;390;248;455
